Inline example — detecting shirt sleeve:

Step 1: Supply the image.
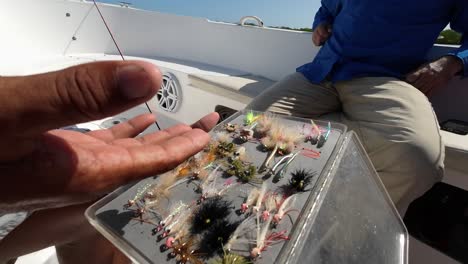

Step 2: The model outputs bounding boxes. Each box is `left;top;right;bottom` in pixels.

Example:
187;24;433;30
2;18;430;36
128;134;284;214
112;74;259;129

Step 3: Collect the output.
449;1;468;76
313;0;341;30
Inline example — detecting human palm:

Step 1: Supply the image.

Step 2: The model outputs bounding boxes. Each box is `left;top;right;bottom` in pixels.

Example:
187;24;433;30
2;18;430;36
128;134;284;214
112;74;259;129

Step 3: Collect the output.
0;61;219;211
32;114;215;194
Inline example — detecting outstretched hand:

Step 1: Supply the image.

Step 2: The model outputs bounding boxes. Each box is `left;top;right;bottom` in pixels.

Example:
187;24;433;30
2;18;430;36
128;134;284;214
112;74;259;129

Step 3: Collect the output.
406;56;463;96
0;61;219;211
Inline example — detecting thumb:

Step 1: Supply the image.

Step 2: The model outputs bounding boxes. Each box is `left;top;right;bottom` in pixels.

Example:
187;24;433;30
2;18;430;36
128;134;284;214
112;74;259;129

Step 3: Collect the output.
0;61;161;136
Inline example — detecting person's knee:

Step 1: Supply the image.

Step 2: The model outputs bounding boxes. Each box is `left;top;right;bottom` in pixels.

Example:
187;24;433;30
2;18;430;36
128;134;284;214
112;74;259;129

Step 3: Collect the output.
413;130;443;170
393;138;444;210
397;134;444;186
368;131;444;213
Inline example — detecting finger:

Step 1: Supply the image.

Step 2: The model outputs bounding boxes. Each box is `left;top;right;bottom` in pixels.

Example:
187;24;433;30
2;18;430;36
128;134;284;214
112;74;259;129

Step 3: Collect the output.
136;124;193;144
75;128;212;192
127;128;212;179
48;129;104;144
406;70;421;83
413;77;428;91
134;112;219;145
313;33;327;47
87;114;156;141
313;24;330;47
424;80;440;97
191;112;220;132
410;67;430;86
414;74;434;93
0;60;162;136
425;79;445;97
316;26;331;39
312;33;321;46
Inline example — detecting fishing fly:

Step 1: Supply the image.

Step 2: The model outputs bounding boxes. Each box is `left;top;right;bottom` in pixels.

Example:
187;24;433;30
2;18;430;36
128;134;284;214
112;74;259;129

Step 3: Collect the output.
198;165;236;203
198;219;240;257
272;152;299;182
224;216;256;253
225;123;239;133
226;159;257;183
261;193;279;222
317;122;331;148
272;195;297;228
240;188;260;214
169;238;204;264
191;197;233;234
244;111;260;127
288;169;316;193
252;182;268;213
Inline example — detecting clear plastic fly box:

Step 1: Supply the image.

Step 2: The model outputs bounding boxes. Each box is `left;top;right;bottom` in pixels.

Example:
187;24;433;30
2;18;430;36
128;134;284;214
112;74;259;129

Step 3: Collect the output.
86;110;408;264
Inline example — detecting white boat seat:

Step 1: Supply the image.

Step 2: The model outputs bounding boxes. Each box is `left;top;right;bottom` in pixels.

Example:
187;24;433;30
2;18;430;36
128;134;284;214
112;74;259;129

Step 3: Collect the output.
188;73;274;104
440;131;468;175
430;77;468;177
58;54;275;104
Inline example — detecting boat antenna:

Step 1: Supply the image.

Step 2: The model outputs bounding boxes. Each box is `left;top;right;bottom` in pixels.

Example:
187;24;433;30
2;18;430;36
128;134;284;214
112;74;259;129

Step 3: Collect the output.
92;0;161;131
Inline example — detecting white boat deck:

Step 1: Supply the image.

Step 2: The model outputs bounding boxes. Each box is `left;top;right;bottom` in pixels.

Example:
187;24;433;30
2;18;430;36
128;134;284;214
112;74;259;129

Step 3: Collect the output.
16;247;58;264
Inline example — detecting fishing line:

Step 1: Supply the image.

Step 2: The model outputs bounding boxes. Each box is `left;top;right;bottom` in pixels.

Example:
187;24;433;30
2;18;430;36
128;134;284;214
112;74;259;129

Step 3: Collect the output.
92;0;161;130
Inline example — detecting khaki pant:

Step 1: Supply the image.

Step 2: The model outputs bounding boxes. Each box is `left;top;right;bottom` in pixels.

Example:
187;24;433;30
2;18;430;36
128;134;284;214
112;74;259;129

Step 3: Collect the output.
247;72;444;215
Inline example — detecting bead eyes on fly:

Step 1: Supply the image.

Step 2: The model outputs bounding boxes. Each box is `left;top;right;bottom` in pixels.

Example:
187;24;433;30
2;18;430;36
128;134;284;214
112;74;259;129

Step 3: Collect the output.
225;123;238;133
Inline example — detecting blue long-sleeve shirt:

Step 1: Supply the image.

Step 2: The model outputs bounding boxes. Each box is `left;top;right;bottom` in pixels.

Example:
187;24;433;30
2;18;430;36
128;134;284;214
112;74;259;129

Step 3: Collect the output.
297;0;468;83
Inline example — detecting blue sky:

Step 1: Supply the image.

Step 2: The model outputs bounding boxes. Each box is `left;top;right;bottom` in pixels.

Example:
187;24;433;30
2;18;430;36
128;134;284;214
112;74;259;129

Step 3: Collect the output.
99;0;321;28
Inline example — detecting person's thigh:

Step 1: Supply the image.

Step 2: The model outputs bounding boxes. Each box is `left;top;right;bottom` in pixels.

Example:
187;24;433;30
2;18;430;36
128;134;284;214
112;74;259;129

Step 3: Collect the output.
335;77;444;214
247;72;341;118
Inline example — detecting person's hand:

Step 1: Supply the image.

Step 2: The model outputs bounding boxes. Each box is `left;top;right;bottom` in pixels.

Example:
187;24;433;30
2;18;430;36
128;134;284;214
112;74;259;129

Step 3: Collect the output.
312;23;332;46
406;56;463;96
0;61;219;211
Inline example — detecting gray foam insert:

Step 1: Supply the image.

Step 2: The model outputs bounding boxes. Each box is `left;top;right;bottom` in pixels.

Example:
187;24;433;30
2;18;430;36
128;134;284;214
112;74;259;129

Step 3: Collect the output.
92;111;345;264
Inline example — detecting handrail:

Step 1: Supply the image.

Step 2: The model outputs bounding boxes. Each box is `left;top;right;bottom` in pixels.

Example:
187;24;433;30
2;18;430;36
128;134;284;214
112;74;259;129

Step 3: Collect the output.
239;16;264;27
118;1;132;8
